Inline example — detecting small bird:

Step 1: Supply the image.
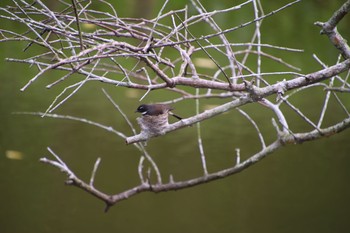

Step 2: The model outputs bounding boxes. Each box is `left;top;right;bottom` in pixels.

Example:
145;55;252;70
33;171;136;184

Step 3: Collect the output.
135;104;182;120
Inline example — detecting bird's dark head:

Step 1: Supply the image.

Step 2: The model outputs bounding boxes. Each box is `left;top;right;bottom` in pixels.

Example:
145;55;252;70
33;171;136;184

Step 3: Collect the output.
135;104;149;115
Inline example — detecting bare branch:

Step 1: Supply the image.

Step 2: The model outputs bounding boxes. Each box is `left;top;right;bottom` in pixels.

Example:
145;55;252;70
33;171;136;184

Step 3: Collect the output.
90;157;101;187
315;0;350;58
3;0;350;210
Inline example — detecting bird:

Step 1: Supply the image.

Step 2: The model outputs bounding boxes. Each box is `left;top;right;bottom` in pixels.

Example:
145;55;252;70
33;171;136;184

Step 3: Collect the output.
135;104;182;120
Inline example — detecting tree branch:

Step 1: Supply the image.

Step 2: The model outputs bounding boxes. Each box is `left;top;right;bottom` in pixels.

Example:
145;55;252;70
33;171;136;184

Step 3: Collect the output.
3;0;350;211
40;115;350;209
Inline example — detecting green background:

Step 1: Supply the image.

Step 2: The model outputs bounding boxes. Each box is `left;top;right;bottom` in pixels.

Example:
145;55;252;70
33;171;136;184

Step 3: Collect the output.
1;0;350;232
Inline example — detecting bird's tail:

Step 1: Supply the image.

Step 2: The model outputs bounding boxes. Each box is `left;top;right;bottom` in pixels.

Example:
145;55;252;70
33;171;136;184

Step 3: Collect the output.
169;112;182;120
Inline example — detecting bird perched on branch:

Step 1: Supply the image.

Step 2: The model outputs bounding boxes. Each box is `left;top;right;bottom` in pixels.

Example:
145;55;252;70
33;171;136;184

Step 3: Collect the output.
136;104;182;120
135;104;182;136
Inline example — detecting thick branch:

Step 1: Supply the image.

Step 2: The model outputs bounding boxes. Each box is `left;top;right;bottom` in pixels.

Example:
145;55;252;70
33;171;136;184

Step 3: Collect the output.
40;115;350;209
322;0;350;31
281;117;350;143
315;0;350;58
258;59;350;96
126;59;350;144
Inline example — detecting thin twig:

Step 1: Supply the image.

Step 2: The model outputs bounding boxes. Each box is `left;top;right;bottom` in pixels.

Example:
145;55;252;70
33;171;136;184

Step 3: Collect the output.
90;157;101;187
71;0;84;50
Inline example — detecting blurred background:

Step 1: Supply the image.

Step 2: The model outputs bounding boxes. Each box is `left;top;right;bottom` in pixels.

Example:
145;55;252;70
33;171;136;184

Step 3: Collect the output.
1;0;350;232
